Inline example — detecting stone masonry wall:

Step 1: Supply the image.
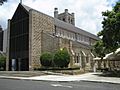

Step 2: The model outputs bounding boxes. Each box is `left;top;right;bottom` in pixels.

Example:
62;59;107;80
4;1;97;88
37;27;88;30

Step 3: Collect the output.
29;10;55;69
29;9;95;71
41;32;59;54
58;37;93;70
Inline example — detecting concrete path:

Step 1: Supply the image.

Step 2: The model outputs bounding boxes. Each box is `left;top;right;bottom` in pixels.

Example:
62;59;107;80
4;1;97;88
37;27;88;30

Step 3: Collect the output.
0;72;120;84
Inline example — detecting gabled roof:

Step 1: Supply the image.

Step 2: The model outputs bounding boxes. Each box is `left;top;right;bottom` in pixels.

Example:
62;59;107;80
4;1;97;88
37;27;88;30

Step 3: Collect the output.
11;3;29;20
54;18;99;40
20;4;99;40
21;4;32;12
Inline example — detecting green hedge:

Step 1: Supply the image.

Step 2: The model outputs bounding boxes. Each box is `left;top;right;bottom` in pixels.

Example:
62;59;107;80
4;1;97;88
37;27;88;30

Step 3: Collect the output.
53;48;70;68
0;55;6;71
40;52;53;67
40;48;70;68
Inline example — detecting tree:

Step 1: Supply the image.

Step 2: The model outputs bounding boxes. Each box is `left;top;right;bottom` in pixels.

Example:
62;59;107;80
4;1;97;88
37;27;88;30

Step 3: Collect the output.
0;55;6;70
0;0;7;5
93;40;107;70
53;48;70;68
40;52;53;67
93;40;106;59
98;2;120;52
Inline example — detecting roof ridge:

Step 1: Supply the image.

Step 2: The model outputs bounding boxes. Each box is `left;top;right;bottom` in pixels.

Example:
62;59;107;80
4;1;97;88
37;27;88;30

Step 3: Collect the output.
21;3;32;12
19;4;99;40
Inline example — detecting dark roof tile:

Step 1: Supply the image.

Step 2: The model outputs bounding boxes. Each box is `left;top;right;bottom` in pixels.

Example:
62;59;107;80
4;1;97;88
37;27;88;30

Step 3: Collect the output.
21;4;99;40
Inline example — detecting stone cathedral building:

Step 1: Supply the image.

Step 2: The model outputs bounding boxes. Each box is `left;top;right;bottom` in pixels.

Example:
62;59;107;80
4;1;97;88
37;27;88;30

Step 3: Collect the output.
6;4;99;71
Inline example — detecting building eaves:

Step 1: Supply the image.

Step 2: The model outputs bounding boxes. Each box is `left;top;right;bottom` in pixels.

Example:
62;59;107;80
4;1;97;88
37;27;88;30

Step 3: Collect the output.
54;18;100;40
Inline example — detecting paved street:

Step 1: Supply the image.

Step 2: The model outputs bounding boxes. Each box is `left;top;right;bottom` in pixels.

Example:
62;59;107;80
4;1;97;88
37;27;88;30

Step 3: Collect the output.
0;79;120;90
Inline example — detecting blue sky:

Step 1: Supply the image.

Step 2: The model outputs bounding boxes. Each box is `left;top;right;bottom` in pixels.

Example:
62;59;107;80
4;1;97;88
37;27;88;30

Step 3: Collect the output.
0;0;119;35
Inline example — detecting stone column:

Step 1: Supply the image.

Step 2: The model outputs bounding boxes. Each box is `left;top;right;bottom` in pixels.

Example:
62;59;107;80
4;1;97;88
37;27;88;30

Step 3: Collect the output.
93;61;97;72
29;10;33;71
6;19;10;71
81;54;86;72
84;55;86;71
79;53;82;69
87;55;91;71
69;55;74;68
69;40;75;68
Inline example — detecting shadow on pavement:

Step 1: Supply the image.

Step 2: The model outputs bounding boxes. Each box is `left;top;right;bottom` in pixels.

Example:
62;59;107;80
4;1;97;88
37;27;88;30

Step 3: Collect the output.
93;70;120;78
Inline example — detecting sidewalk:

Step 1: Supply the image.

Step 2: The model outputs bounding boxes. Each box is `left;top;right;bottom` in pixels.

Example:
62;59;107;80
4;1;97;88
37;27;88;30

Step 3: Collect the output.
0;72;120;84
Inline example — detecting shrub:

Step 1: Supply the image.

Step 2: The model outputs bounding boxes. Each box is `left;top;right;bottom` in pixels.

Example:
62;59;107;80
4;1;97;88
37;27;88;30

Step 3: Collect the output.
0;55;6;71
53;48;70;68
40;52;53;67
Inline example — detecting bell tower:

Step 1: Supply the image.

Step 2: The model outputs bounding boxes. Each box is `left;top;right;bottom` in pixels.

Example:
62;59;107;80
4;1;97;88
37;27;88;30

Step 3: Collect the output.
54;8;75;25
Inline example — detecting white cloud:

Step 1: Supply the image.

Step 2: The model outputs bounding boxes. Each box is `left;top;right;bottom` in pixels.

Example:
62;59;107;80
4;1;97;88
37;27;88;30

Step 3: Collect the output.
0;0;119;35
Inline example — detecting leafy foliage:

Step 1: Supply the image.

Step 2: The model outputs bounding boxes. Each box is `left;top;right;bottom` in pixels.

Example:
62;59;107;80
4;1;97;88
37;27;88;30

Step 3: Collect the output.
98;2;120;52
93;40;106;58
53;48;70;68
40;52;53;67
0;0;7;5
0;55;6;70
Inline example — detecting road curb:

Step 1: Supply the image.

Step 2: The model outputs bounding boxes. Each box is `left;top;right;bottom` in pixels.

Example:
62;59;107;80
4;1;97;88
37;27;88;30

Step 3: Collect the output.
0;75;120;84
80;80;120;85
